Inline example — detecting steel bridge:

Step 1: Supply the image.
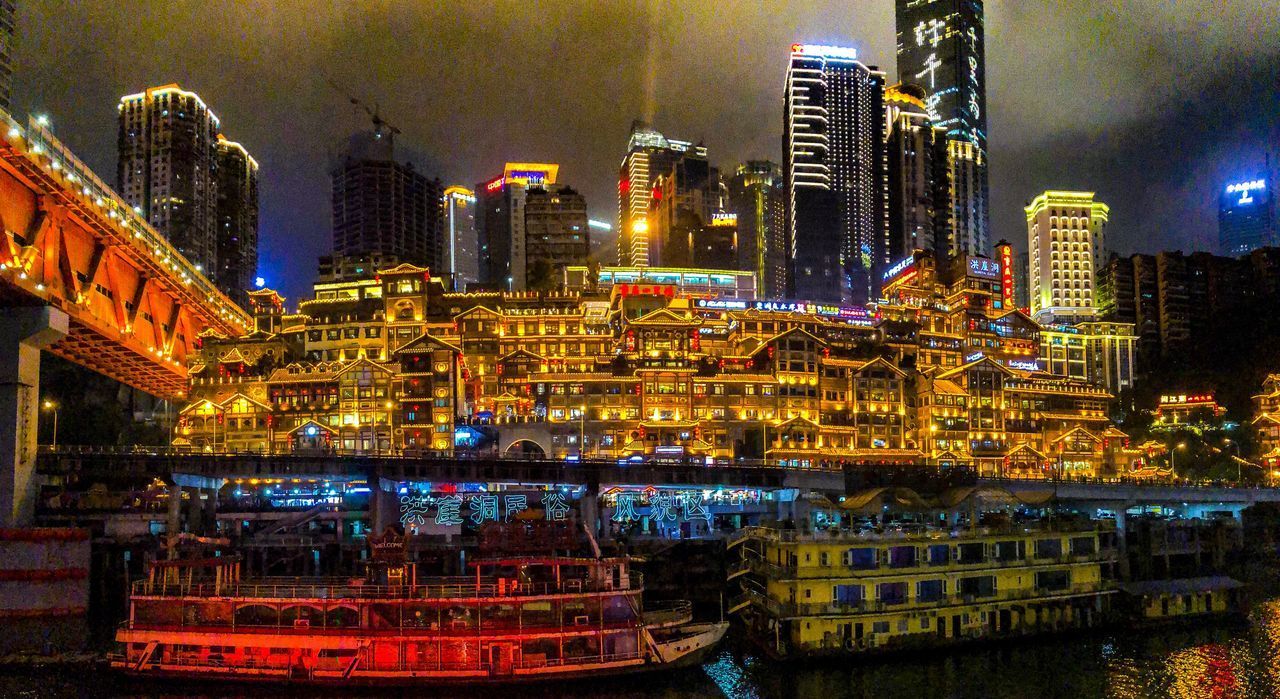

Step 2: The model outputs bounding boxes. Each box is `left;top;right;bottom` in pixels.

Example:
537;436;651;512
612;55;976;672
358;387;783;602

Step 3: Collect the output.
0;111;251;525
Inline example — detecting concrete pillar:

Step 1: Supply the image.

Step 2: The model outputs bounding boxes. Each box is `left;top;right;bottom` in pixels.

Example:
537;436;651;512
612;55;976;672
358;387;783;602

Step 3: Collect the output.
370;477;399;534
167;484;183;558
203;486;219;536
0;306;68;526
580;486;600;540
1115;508;1130;579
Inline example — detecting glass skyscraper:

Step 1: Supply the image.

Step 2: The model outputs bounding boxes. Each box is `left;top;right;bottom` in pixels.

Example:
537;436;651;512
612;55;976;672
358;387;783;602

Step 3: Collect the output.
783;44;886;305
895;0;990;257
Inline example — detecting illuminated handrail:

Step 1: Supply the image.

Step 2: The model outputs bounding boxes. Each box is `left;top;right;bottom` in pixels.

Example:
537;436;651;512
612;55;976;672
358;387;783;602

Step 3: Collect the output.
2;110;250;329
131;573;644;600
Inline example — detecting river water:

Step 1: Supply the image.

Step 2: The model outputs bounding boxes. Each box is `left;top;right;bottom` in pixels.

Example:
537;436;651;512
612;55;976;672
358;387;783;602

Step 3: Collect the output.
4;602;1279;699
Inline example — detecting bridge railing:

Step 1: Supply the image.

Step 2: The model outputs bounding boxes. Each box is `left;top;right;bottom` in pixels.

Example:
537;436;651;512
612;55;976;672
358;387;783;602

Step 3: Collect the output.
7;110;250;328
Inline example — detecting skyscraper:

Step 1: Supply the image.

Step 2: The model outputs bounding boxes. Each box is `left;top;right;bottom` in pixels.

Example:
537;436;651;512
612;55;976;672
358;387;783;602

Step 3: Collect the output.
118;84;221;276
444;186;478;290
783;43;886;304
1025;191;1108;324
476;163;583;290
214;138;259;307
896;0;990;256
523;185;589;290
617;120;706;267
648;152;721;268
0;1;15;113
1219;175;1275;256
331;124;444;272
728;161;786;298
884;84;950;266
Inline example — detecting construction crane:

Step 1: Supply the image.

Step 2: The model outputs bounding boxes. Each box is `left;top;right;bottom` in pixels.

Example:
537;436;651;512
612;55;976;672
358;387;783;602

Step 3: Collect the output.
327;78;401;140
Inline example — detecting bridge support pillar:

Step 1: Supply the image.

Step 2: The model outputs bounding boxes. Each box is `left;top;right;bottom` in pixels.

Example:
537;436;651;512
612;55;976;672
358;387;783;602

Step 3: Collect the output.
580;485;600;541
370;477;398;534
0;306;68;526
167;484;183;557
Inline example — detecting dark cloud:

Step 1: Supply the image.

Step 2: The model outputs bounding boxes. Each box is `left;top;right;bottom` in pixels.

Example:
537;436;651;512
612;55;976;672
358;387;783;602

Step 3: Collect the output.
18;0;1280;300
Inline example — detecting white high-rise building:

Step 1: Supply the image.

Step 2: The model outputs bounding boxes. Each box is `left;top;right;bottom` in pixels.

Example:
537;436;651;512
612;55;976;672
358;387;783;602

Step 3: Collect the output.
1025;191;1109;324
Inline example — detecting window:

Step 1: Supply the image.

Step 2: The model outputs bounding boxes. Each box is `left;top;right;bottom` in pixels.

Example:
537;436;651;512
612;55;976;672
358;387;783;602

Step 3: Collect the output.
844;548;877;570
1034;538;1063;559
958;575;996;599
916;579;945;603
1070;537;1097;556
1035;570;1070;592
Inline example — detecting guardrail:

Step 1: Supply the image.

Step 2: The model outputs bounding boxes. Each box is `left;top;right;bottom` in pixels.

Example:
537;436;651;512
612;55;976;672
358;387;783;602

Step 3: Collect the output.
132;573;644;600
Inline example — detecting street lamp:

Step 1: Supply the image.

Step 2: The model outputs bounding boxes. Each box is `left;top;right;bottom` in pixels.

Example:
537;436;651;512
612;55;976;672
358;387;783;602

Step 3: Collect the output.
1172;442;1187;479
41;399;58;450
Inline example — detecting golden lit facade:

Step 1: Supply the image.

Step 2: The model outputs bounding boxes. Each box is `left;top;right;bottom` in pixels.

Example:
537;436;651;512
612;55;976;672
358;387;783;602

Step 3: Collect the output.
730;522;1117;657
177;263;1119;475
1253;375;1280;467
1025;191;1109;324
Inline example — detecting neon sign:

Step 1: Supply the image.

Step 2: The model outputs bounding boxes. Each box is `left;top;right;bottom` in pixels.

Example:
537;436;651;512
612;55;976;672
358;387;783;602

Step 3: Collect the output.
1226;179;1265;207
967;256;1000;279
709;212;737;227
484;176;504;193
695;299;749;310
1008;360;1041;371
791;44;859;61
882;257;915;281
999;245;1015;308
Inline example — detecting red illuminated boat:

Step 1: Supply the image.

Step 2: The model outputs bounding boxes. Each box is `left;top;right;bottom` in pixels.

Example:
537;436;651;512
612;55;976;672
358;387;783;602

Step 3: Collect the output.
111;556;726;684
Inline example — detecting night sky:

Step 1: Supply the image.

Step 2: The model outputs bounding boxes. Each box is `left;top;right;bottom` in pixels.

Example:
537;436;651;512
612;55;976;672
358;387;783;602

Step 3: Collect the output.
18;1;1280;302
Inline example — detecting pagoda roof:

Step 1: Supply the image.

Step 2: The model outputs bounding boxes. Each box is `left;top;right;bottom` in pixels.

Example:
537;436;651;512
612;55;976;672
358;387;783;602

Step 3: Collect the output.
396;332;462;355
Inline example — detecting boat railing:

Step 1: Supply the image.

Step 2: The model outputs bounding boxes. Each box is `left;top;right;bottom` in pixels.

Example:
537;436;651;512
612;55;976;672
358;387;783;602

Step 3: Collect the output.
642;600;693;625
131;573;644;600
741;581;1112;618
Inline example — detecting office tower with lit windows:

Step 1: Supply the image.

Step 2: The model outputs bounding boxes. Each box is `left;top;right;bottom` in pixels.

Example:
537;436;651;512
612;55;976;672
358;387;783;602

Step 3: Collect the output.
896;0;990;257
476;163;585;290
118;84;222;276
784;43;886;304
884;84;950;266
728;161;786;298
0;1;14;112
444;186;478;290
1025;191;1108;324
1219;175;1275;256
331;124;445;273
214;138;259;307
617;120;707;267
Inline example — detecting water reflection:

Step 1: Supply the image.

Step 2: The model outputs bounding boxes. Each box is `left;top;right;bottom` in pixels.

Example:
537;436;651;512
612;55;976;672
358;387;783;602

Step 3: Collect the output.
7;603;1280;698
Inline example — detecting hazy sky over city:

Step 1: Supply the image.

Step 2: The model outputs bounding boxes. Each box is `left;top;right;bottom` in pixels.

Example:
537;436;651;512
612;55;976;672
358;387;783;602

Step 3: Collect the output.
18;0;1280;300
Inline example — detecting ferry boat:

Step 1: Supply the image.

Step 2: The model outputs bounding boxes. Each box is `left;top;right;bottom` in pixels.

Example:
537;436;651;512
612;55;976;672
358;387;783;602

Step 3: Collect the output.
111;555;726;684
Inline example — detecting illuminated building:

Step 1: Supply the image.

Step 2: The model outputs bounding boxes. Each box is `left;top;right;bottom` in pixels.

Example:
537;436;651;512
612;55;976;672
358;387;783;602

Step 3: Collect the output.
1025;191;1109;324
648;152;723;268
522;185;590;290
885;84;950;265
117;84;222;278
1219;176;1275;256
331;122;444;272
1154;392;1226;428
181;256;1121;478
474;163;562;289
214;138;259;308
784;43;887;304
730;518;1116;657
444;186;478;290
618;120;706;267
1039;321;1136;395
561;266;757;300
1252;374;1280;468
728;162;787;298
896;0;990;256
0;1;14;112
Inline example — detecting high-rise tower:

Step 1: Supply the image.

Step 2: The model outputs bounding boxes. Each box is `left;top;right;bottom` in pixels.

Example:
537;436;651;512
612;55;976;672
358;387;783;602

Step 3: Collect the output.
896;0;990;256
1025;191;1108;324
884;84;950;266
331;123;444;272
617;121;706;267
728;161;786;298
444;186;478;290
118;85;221;276
214;138;259;307
783;43;886;304
0;1;14;113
